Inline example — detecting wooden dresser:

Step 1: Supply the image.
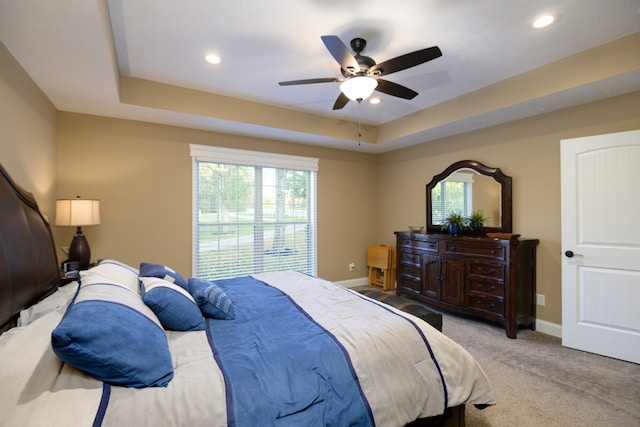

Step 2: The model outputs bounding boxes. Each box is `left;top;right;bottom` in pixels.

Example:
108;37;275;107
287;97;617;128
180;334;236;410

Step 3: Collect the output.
395;232;538;338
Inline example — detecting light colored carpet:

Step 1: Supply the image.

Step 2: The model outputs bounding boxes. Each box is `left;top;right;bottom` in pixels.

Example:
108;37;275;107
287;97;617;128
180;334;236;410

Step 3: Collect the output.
439;311;640;427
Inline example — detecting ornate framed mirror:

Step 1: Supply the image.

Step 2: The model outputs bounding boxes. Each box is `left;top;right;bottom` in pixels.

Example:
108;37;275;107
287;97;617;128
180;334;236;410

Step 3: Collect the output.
426;160;512;234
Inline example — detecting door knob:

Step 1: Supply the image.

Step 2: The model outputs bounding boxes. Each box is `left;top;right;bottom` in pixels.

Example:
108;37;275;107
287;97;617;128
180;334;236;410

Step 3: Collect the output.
565;250;574;258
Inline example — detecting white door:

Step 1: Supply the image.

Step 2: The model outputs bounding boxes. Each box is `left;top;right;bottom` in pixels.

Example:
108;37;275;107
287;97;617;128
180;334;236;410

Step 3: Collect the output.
561;129;640;364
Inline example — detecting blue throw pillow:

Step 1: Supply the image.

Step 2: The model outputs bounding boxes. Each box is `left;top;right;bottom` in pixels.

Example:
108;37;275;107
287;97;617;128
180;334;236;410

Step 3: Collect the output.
51;274;174;388
140;262;188;290
140;277;205;331
188;278;236;320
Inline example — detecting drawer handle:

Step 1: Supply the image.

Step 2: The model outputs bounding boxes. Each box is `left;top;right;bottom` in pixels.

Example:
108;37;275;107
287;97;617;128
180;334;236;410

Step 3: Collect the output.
477;267;496;275
416;240;435;248
475;299;496;309
478;284;496;292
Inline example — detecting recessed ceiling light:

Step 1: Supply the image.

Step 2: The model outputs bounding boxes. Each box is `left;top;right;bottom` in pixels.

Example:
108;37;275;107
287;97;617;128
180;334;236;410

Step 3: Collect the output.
205;54;221;64
369;97;381;105
532;14;556;29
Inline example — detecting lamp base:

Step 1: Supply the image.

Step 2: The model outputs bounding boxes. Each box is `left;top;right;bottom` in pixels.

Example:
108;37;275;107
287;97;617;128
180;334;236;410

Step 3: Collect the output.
68;226;91;270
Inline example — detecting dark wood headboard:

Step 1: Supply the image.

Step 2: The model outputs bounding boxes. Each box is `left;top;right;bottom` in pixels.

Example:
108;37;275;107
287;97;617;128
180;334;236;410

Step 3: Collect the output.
0;163;60;333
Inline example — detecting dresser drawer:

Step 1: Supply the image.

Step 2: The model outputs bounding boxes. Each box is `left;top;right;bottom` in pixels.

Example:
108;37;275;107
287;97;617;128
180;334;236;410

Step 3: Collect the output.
399;250;421;265
400;264;421;279
400;237;438;252
445;242;506;260
468;295;504;315
468;277;504;297
398;276;421;293
468;261;505;280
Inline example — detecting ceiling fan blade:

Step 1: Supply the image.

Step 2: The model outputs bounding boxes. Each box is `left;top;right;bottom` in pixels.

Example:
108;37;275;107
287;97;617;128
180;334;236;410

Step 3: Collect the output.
370;46;442;76
321;35;360;72
375;79;419;99
279;77;340;86
332;92;350;110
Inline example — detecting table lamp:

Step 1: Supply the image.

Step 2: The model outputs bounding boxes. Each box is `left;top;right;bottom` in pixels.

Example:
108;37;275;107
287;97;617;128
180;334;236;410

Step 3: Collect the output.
55;197;101;270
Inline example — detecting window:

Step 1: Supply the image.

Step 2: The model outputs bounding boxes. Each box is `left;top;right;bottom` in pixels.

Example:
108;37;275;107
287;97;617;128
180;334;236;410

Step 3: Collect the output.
431;172;474;224
190;145;318;280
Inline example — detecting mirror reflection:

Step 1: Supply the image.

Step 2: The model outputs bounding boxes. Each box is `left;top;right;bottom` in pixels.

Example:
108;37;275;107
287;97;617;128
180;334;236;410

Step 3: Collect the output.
426;160;512;234
431;169;502;227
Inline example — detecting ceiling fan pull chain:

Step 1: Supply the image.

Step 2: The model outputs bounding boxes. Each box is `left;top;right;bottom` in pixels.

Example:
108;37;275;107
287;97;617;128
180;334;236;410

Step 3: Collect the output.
357;100;362;146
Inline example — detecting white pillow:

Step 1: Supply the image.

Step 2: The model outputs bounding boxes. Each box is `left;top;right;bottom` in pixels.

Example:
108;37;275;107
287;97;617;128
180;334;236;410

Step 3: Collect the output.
82;259;140;294
17;283;77;327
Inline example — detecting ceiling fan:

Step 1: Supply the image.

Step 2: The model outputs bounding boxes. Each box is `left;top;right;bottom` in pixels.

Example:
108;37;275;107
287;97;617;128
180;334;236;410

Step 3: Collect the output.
279;35;442;110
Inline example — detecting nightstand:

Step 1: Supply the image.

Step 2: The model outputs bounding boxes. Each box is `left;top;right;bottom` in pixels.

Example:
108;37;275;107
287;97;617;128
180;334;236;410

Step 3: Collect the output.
59;270;79;285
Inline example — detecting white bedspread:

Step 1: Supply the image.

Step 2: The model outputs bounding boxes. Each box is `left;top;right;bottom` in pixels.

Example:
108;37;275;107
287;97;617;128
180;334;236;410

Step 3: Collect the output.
0;271;495;426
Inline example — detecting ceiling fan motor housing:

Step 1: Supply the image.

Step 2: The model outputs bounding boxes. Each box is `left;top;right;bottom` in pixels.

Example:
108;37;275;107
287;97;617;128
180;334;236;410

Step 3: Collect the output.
342;55;376;77
342;38;377;77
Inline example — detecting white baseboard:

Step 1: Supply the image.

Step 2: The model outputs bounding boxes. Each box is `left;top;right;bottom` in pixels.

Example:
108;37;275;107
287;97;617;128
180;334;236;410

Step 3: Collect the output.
536;319;562;338
335;277;368;288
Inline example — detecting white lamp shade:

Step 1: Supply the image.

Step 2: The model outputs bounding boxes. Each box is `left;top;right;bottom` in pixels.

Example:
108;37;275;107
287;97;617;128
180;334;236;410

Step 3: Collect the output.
340;76;378;101
55;199;101;226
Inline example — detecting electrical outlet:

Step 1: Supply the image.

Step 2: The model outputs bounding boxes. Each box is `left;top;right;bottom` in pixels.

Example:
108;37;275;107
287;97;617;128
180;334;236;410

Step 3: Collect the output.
536;294;546;306
349;262;355;272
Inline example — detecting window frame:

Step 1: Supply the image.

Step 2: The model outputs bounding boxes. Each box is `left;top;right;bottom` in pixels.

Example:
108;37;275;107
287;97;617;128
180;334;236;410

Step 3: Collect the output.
190;144;318;279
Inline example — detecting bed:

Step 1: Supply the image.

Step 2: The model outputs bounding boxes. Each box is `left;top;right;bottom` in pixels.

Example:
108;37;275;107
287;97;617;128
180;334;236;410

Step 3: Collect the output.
0;163;495;426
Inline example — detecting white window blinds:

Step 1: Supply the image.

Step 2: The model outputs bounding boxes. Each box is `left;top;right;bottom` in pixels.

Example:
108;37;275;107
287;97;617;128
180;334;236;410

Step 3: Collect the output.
190;145;318;280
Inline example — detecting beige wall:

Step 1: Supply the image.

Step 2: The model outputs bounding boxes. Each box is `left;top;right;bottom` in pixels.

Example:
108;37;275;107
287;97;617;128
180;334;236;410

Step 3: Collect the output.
376;91;640;324
0;41;57;219
4;36;640;326
56;113;378;282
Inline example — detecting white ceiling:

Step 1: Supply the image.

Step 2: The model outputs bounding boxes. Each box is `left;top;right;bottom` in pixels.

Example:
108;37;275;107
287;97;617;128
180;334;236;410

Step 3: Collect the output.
1;0;639;153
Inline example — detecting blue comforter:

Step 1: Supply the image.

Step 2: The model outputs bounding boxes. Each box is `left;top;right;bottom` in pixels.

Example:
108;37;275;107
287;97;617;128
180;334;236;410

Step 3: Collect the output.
207;276;374;427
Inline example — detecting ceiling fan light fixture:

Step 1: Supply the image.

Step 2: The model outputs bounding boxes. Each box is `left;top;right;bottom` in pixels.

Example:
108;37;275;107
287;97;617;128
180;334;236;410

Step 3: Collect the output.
340;76;378;101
